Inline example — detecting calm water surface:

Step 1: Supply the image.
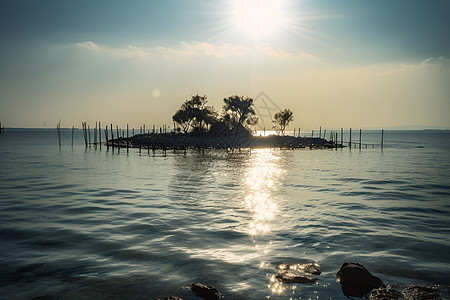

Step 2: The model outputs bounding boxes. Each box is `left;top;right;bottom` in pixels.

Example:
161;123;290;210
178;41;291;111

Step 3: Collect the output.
0;129;449;299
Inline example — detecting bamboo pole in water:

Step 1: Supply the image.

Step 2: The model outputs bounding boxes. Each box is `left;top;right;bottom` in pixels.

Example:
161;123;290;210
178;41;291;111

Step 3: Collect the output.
349;128;352;149
127;124;129;153
110;124;114;150
57;122;61;148
105;125;109;150
71;126;74;148
88;125;91;147
381;129;384;150
99;122;101;150
359;129;362;150
335;132;338;149
82;122;85;146
94;121;97;147
341;128;343;146
116;125;120;149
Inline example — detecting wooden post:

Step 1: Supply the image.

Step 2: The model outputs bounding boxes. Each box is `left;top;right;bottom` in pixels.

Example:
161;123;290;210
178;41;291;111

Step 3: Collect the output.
312;130;314;138
349;128;352;149
82;122;86;147
341;128;343;145
110;124;114;150
335;132;338;149
71;126;74;148
319;126;322;138
116;125;120;149
381;129;384;150
88;125;91;147
105;125;109;150
263;127;265;136
298;128;301;137
359;129;362;150
293;128;296;137
323;129;326;140
99;122;101;150
127;124;129;153
94;121;97;147
57;122;61;148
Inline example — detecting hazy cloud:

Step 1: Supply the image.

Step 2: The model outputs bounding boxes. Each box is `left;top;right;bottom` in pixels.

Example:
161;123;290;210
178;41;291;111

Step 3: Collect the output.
371;56;450;77
75;41;148;59
255;43;316;60
155;41;316;60
75;41;99;50
76;40;316;61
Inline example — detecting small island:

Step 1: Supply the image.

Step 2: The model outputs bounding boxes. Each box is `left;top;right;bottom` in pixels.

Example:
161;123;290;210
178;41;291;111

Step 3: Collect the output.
106;94;342;150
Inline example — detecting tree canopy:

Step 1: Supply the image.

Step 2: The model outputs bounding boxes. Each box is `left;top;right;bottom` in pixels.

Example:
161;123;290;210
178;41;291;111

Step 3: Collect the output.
272;109;294;136
172;94;217;134
222;95;258;130
173;94;259;137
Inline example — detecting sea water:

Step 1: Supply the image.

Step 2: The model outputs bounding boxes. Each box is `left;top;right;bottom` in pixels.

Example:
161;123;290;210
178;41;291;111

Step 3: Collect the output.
0;129;449;299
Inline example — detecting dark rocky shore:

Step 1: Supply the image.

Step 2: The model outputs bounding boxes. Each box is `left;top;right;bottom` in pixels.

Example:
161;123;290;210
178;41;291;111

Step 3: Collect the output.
107;133;342;150
32;262;449;299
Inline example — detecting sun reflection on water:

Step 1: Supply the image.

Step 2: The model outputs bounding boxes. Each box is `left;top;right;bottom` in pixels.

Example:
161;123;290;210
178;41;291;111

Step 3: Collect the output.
244;149;283;236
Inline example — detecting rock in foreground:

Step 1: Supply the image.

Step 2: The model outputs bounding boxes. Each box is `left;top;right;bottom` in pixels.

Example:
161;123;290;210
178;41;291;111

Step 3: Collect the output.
276;270;317;284
369;287;403;299
402;285;440;300
191;283;221;300
277;262;321;275
336;262;385;298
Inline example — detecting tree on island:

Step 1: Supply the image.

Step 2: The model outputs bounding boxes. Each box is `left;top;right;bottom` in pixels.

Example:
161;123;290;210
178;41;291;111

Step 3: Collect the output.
172;94;217;134
272;109;294;136
222;95;258;134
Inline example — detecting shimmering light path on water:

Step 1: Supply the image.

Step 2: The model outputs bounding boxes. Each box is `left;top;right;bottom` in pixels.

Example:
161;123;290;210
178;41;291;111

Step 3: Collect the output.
0;129;449;299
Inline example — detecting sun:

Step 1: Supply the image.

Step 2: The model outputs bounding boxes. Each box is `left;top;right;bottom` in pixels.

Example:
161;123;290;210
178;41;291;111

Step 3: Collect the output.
233;0;286;39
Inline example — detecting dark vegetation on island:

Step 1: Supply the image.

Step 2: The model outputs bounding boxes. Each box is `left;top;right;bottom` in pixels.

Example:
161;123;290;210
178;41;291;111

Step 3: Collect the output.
108;94;342;150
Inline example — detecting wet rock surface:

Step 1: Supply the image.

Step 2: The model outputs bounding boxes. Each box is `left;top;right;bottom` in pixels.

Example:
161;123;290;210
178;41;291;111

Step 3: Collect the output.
155;297;183;300
402;284;440;300
369;286;403;299
274;262;320;284
275;270;317;284
336;262;385;298
191;283;221;300
277;262;321;275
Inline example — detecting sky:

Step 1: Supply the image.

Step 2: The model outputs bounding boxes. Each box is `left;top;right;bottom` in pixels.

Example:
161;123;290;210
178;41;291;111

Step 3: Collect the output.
0;0;449;130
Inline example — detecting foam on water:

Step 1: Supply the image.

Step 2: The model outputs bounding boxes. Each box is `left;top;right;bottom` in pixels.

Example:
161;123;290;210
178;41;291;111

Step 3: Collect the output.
0;129;449;299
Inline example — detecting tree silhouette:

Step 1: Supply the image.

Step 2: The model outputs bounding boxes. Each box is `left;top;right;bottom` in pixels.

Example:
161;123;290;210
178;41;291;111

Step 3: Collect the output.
272;109;294;136
222;95;258;131
172;94;217;134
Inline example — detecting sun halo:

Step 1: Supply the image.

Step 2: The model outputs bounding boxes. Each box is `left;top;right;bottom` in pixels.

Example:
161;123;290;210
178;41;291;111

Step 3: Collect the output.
233;0;286;39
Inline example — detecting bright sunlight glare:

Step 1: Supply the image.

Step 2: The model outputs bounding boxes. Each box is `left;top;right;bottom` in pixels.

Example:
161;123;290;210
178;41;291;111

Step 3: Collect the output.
233;0;286;39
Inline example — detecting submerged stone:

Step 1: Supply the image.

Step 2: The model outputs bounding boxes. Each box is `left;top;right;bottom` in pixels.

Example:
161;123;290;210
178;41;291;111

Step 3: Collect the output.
402;285;440;300
191;283;221;300
336;262;385;298
369;286;403;300
275;270;317;284
277;262;321;275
